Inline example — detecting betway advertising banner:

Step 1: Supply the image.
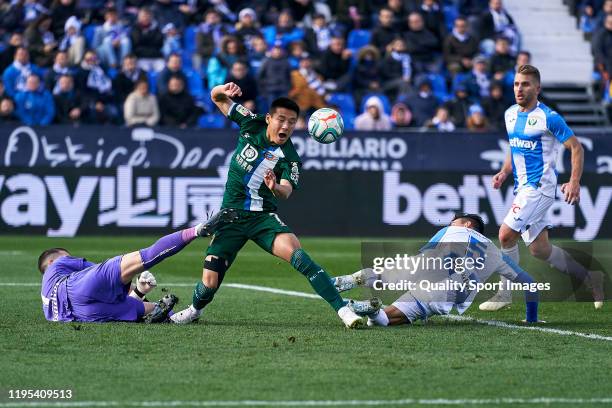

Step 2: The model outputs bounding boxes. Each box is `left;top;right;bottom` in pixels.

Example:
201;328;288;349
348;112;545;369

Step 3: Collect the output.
2;125;612;173
0;167;610;239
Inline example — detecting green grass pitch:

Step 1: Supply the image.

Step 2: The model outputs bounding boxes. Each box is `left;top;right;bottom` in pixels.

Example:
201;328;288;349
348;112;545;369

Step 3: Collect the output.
0;236;611;408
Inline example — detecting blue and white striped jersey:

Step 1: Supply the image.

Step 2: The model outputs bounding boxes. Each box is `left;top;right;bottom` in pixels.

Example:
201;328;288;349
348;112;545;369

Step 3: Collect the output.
504;102;573;197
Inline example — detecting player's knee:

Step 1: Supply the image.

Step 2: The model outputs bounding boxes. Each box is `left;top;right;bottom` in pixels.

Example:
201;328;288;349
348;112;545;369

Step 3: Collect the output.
528;242;550;260
203;255;228;288
499;228;517;247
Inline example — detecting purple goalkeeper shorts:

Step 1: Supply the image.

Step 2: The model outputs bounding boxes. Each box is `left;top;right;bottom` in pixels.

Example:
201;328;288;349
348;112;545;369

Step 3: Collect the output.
66;255;145;322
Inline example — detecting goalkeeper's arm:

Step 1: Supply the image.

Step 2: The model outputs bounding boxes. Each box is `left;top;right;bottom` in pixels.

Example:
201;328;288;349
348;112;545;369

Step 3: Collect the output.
498;255;539;323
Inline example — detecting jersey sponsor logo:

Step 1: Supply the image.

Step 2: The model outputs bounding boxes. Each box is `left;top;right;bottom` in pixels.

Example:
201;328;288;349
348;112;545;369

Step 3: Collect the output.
509;138;538;150
511;203;521;214
236;104;253;117
240;143;258;162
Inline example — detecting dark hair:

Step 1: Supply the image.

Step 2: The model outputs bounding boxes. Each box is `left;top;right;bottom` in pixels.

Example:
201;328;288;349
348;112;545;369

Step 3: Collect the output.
452;213;485;234
38;248;69;274
517;64;541;84
270;97;300;117
517;50;531;59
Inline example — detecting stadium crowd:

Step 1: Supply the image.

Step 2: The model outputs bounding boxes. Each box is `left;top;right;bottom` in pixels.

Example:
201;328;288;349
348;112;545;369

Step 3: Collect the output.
0;0;591;131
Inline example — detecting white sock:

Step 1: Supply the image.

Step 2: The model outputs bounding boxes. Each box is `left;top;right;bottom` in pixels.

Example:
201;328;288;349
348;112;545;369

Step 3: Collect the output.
497;245;519;299
368;310;389;326
190;304;203;315
547;245;588;281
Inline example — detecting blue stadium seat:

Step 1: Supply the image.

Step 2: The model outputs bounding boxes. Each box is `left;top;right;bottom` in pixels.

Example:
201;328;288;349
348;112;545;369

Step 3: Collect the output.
328;93;356;117
148;70;158;94
347;29;371;52
442;5;459;31
359;93;391;115
83;25;97;48
107;67;118;79
198;113;225;128
428;73;450;102
184;68;204;100
183;25;197;54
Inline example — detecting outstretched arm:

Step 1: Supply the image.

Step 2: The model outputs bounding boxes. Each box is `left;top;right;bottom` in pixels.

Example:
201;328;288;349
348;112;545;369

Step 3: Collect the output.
211;82;242;116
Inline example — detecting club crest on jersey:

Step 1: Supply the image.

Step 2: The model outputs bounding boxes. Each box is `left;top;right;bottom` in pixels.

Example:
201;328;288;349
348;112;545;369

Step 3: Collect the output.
240;143;258;162
264;151;275;160
528;118;538;126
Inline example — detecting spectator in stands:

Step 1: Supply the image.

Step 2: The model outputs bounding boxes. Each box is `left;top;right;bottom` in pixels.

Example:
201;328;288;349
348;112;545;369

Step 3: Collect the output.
161;23;183;59
2;47;42;98
49;0;78;38
352;45;382;107
0;1;27;34
75;50;117;124
478;0;519;54
58;15;85;66
335;0;371;30
226;61;258;111
152;0;186;32
418;0;447;43
24;14;57;67
481;83;505;131
248;35;268;74
216;35;248;73
0;80;6;100
466;104;489;131
157;53;187;95
317;36;352;92
257;43;291;108
44;51;72;91
489;37;514;75
424;105;455;132
159;75;201;127
461;55;490;100
131;7;164;72
112;54;146;105
580;2;598;36
53;74;82;124
403;12;441;75
234;8;262;48
262;10;304;49
355;95;392;131
0;33;24;74
14;73;55;125
443;16;479;75
194;9;233;72
22;0;48;25
94;7;131;68
371;8;399;51
124;79;159;126
386;0;408;30
289;41;308;69
289;53;327;114
401;76;438;126
303;13;332;55
390;102;412;128
592;13;612;88
445;84;471;127
0;97;19;123
380;38;412;101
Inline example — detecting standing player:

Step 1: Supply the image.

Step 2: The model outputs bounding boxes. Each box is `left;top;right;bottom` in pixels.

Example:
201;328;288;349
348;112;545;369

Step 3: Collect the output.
479;64;603;311
171;82;365;328
38;216;231;323
334;213;540;326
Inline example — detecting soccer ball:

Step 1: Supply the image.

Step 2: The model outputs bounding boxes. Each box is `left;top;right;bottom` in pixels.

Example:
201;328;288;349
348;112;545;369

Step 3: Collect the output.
308;108;344;144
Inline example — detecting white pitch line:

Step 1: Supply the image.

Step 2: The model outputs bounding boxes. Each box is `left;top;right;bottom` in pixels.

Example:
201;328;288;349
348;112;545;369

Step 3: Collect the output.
2;281;611;342
1;398;612;407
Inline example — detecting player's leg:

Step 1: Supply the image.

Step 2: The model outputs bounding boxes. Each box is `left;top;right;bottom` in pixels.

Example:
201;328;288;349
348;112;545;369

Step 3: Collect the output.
529;229;604;309
119;225;202;285
171;222;247;324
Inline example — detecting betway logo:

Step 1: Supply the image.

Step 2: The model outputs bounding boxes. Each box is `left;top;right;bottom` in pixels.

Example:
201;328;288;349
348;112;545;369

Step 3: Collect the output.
509;138;538;150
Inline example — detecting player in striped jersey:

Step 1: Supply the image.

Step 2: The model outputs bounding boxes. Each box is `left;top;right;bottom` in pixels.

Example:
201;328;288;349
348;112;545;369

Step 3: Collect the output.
171;82;364;328
333;213;540;325
479;64;603;311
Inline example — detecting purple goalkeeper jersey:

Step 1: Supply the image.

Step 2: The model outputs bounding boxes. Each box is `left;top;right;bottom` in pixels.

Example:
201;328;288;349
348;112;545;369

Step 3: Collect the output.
41;255;144;322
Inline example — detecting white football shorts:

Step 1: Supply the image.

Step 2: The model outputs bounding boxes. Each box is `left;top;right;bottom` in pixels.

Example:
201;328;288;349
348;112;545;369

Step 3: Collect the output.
503;186;554;245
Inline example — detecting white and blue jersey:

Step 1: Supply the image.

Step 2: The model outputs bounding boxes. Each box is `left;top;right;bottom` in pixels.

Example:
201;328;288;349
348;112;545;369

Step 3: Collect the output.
504;102;573;197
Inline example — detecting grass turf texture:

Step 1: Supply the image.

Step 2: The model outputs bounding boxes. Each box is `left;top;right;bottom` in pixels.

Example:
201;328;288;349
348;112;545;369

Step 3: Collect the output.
0;236;611;407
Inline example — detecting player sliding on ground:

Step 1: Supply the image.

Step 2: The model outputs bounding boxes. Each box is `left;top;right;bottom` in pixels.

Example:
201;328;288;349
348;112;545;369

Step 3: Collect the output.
171;82;365;328
333;213;541;326
38;214;233;323
479;64;604;311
